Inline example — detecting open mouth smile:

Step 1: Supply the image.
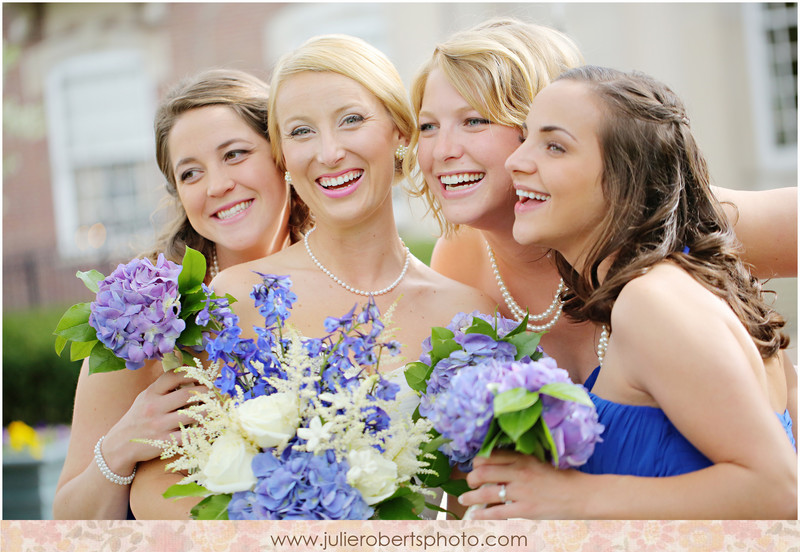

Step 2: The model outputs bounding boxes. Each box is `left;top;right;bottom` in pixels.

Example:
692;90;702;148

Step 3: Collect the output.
439;172;485;191
215;199;253;220
516;189;551;204
318;170;363;189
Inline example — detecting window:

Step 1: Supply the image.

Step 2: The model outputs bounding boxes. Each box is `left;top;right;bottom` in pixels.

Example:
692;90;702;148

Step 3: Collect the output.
744;2;798;170
45;49;162;259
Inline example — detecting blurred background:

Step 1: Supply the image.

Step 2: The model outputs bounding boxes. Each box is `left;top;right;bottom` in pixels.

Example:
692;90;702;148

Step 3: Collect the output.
3;2;797;519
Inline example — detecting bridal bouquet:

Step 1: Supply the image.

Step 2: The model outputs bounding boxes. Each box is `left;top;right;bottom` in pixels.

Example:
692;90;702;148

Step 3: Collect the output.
155;274;436;520
406;312;603;484
54;248;230;373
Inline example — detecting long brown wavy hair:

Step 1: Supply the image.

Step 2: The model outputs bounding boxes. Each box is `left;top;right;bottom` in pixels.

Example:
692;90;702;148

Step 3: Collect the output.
552;65;787;359
144;69;311;268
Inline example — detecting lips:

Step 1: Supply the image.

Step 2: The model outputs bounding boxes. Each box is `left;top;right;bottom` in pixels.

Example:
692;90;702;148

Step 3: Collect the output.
318;170;363;189
214;199;253;220
439;172;485;191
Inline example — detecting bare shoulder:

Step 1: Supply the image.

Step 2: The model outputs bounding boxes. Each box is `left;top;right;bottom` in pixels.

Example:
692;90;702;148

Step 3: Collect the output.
412;259;497;315
211;245;304;302
430;227;487;285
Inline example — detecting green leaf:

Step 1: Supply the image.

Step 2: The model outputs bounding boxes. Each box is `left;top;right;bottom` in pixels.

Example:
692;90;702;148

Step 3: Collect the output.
493;388;540;416
418;450;452;488
55;334;68;356
404;361;434;393
519;427;546;460
465;317;497;340
502;312;531;338
163;482;210;499
190;493;231;520
178;246;207;295
497;401;542;442
374;494;423;520
506;331;543;361
76;269;105;294
53;303;93;342
177;320;203;347
430;327;460;366
477;418;503;458
440;478;470;497
88;342;126;374
539;418;558;467
180;290;207;318
160;349;184;371
69;339;97;361
539;382;593;406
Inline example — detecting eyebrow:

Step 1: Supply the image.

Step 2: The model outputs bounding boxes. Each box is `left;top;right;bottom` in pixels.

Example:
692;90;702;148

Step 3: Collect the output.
173;138;249;172
540;125;577;141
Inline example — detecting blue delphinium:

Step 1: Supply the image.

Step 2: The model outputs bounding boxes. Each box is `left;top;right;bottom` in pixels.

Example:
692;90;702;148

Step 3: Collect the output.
89;254;185;370
228;448;372;520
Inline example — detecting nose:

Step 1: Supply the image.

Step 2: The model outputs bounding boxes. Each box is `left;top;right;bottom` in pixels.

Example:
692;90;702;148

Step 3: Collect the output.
430;126;463;163
316;131;345;167
206;166;236;197
505;141;535;177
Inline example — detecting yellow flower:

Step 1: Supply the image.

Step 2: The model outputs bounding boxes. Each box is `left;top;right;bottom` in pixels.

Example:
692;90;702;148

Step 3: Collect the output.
7;420;43;459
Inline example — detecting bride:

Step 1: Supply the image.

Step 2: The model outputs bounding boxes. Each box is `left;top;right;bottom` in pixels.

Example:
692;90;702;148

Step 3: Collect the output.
129;34;496;519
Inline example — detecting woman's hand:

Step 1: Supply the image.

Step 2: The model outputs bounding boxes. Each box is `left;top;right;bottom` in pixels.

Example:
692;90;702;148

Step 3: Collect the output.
459;450;585;520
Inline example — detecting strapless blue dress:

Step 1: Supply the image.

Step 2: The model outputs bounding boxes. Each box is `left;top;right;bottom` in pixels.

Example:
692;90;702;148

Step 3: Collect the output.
578;366;796;476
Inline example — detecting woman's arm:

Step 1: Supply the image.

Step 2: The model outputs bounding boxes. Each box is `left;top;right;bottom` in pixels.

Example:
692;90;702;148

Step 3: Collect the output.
460;265;797;519
713;186;797;279
53;360;201;519
129;456;200;519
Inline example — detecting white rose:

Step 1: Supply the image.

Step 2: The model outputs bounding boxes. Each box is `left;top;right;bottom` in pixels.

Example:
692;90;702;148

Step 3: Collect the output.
236;393;300;449
198;430;257;493
346;448;398;505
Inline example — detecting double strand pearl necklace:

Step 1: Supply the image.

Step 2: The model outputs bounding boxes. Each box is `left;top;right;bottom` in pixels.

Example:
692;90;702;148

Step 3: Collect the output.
208;247;220;280
304;227;411;297
486;242;564;332
596;325;609;367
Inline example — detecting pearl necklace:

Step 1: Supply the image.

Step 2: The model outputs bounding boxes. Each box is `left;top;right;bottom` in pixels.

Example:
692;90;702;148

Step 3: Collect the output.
486;242;564;332
209;247;220;280
597;325;609;367
304;227;411;297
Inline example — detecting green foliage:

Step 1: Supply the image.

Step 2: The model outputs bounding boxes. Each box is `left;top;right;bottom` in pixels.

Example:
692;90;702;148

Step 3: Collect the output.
3;306;82;425
401;236;435;266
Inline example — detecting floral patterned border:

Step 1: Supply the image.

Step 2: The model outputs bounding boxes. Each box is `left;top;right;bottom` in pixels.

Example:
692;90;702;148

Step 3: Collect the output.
2;520;798;551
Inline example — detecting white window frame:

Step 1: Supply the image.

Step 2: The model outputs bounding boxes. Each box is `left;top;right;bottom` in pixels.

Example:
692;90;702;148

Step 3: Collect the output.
44;49;157;259
743;3;798;171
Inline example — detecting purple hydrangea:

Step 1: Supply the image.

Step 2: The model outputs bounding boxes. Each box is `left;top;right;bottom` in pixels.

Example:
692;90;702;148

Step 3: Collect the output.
425;358;603;471
88;254;185;370
228;449;372;520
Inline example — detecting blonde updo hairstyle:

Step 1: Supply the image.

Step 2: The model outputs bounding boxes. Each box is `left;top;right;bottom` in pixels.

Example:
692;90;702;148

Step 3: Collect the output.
268;34;414;180
406;18;584;235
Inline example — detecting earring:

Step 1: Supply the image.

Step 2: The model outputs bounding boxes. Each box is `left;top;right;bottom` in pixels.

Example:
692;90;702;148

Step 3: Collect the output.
394;145;408;162
284;171;293;185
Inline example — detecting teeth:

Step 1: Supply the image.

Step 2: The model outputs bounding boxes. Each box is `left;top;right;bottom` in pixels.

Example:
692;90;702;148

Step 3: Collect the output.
216;200;253;220
319;171;363;188
440;173;484;188
516;190;550;202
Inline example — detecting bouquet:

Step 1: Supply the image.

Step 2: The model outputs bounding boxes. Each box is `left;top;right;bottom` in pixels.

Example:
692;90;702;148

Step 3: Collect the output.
154;274;437;520
54;248;231;373
405;311;603;483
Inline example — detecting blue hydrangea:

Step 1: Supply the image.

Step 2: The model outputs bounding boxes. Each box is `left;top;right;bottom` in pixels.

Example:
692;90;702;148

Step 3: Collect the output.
425;357;603;471
88;254;185;370
228;448;372;520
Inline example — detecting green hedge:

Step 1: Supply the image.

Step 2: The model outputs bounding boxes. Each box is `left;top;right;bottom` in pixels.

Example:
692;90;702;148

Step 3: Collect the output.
3;306;82;426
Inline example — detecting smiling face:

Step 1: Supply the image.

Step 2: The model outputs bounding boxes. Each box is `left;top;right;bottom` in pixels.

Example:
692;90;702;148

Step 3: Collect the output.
274;71;404;228
416;67;523;230
506;79;606;269
169;105;289;263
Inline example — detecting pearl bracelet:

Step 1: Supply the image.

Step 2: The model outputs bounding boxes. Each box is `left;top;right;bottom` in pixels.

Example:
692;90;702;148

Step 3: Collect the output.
94;435;136;485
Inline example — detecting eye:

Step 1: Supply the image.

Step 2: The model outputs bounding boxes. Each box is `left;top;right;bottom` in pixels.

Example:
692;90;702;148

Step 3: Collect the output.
419;121;437;133
341;113;364;126
288;126;312;139
546;142;566;154
179;168;201;184
224;149;249;162
465;117;491;127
